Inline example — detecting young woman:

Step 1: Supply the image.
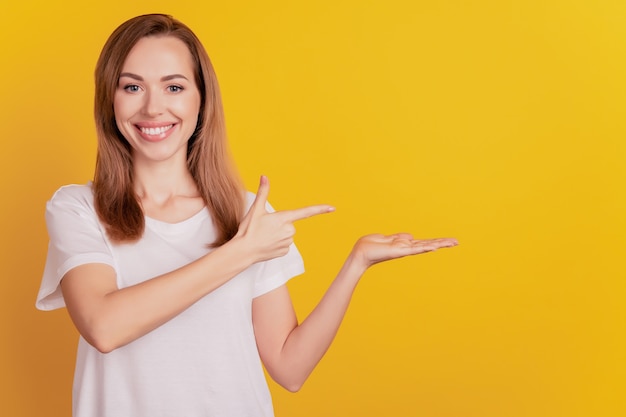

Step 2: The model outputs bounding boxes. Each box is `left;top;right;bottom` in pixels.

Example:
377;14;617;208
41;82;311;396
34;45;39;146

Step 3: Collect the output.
36;13;458;417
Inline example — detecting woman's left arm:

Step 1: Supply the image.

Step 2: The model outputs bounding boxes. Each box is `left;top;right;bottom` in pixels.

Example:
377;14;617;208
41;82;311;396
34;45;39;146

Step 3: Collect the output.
252;233;458;392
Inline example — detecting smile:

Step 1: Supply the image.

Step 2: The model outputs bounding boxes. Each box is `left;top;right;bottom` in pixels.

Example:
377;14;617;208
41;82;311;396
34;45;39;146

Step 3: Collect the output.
139;124;174;136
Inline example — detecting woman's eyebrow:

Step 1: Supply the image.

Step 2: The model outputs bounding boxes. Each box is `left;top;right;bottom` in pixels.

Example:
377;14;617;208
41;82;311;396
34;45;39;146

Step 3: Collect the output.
119;72;189;81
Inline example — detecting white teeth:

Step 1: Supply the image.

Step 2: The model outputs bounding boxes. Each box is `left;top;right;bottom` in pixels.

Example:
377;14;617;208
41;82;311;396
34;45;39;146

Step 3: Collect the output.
140;124;173;136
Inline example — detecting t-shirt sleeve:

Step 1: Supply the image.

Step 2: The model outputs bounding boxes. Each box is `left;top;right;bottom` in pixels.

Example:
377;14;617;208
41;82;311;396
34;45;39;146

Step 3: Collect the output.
246;192;305;298
252;242;305;298
36;185;115;311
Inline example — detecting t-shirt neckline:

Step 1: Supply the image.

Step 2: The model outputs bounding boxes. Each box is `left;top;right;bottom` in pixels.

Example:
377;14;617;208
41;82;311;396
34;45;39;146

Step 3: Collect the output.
144;208;210;235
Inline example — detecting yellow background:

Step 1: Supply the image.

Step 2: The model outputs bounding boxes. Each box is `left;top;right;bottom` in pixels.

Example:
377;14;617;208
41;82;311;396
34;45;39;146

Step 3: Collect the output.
1;1;624;416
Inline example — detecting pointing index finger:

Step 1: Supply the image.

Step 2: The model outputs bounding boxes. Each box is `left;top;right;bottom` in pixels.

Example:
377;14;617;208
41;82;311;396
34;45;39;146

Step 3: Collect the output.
279;204;336;223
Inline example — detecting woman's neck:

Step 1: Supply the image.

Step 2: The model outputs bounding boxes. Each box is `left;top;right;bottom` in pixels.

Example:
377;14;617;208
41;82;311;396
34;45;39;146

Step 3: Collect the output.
133;157;199;205
132;157;205;223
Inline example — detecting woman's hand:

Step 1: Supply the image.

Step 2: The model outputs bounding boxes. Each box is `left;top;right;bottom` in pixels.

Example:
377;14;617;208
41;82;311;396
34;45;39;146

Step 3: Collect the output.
350;233;458;270
234;176;335;264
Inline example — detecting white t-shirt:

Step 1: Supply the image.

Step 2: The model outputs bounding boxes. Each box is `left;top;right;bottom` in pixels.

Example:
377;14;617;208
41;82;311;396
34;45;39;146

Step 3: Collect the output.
36;184;304;417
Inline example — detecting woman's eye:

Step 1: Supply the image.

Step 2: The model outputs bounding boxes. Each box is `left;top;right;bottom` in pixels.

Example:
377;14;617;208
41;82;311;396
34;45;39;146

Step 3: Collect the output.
168;85;184;93
123;84;140;93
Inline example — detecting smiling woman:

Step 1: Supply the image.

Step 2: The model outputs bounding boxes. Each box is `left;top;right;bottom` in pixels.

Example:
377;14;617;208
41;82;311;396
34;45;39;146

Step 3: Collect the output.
35;13;457;417
91;14;241;244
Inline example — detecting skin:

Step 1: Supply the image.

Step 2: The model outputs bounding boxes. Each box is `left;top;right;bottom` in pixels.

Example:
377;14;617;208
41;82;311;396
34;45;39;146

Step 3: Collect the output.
60;35;459;393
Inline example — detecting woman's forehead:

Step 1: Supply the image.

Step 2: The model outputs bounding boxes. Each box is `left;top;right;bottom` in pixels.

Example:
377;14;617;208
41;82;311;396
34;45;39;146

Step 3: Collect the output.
121;36;195;78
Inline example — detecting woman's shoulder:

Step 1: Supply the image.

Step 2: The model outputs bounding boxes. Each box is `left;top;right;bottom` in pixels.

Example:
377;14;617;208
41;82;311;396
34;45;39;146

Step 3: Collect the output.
48;182;95;208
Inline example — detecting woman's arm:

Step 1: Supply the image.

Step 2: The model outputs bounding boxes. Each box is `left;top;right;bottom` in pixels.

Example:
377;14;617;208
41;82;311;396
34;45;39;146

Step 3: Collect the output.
61;176;333;353
62;240;255;353
252;233;458;392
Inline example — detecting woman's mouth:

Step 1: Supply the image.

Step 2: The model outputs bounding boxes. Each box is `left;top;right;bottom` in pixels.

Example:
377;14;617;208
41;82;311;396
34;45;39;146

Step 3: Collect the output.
136;124;175;141
139;124;174;136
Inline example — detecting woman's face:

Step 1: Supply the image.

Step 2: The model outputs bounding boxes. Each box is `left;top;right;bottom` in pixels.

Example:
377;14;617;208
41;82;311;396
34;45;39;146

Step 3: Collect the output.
113;35;201;165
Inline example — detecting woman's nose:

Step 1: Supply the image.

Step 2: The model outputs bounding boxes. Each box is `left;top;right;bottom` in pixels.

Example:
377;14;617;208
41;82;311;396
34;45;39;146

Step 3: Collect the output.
141;90;165;117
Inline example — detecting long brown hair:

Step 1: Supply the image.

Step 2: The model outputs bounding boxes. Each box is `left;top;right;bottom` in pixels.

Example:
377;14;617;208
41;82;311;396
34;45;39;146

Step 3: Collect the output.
93;14;243;246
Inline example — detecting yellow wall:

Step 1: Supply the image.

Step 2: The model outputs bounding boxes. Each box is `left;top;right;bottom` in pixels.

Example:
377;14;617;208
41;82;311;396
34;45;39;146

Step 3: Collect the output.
1;1;624;416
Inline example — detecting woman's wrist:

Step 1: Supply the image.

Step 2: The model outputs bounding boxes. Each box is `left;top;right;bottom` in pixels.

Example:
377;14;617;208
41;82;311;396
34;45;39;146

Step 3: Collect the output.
217;235;258;271
339;249;370;284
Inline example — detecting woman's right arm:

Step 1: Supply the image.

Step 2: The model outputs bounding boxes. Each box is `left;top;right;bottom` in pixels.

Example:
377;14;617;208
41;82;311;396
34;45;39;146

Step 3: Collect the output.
62;240;253;353
61;176;333;353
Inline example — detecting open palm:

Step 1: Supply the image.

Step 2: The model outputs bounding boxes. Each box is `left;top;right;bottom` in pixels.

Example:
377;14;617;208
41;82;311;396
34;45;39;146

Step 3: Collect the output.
353;233;458;268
